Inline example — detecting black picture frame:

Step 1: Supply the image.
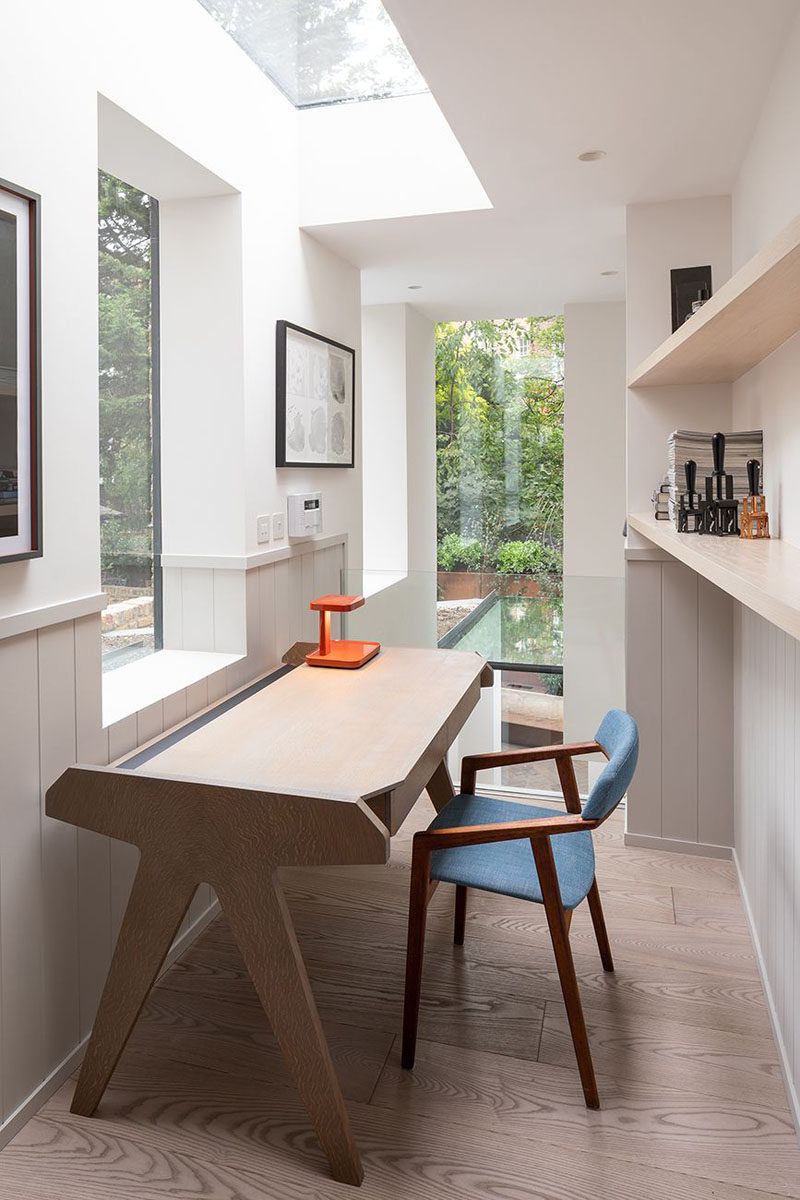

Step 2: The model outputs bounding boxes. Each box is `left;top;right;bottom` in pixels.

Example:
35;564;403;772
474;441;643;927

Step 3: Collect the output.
671;265;712;332
276;320;355;468
0;177;41;563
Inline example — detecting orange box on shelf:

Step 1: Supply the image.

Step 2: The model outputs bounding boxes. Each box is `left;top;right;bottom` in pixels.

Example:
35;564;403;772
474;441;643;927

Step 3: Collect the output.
305;594;381;669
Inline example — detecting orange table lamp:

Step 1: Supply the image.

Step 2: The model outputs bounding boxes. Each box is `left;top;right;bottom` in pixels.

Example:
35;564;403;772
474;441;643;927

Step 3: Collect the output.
305;594;380;669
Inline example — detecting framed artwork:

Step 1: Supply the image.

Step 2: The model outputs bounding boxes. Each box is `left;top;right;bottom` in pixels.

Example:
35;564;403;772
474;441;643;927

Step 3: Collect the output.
276;320;355;467
670;264;712;332
0;177;41;562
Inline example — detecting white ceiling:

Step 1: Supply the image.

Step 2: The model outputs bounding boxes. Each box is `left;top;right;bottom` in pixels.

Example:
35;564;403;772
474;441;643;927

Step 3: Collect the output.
304;0;798;320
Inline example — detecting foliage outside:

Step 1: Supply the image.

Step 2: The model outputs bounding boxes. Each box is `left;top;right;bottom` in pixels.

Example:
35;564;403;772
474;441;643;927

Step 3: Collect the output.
435;317;564;594
98;171;155;588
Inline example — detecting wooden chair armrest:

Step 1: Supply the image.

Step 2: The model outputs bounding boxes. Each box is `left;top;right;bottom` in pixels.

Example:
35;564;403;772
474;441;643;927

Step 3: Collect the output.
460;741;603;794
414;813;599;852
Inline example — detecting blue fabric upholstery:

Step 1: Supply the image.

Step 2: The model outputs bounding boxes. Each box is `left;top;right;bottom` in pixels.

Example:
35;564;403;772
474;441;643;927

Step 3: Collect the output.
429;794;596;910
581;709;639;822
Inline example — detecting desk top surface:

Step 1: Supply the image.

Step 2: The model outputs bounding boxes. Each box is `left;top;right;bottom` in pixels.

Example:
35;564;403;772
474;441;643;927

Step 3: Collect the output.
122;646;485;801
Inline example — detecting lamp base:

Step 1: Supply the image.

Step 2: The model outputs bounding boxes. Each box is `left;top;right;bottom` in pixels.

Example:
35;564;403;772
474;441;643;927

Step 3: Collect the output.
306;640;380;669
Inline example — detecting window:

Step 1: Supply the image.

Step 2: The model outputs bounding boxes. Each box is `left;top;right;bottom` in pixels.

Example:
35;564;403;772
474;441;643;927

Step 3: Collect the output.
195;0;428;108
98;170;162;672
435;317;569;791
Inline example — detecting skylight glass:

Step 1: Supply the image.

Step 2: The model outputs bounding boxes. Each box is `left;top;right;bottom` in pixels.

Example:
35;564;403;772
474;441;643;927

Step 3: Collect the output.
196;0;428;108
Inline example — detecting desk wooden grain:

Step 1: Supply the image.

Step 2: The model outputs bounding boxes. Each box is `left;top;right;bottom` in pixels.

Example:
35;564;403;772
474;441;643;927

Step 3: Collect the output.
45;647;489;1185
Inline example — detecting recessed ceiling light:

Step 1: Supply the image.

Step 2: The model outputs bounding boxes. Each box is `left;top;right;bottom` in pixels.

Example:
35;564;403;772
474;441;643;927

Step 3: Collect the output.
578;149;606;162
601;269;618;276
408;284;422;290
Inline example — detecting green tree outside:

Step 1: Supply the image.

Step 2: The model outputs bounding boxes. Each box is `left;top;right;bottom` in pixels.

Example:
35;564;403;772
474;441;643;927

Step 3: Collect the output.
98;170;155;586
435;317;564;593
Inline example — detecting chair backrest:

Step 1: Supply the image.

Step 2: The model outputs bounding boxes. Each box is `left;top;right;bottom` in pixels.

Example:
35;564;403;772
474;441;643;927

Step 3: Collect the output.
581;709;639;822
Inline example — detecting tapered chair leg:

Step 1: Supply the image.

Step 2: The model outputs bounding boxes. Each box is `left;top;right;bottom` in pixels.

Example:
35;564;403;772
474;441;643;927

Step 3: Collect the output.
531;836;600;1109
454;885;467;945
587;879;614;972
402;840;433;1069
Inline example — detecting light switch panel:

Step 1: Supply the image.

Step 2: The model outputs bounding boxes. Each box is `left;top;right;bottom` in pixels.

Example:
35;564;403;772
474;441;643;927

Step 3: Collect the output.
256;515;271;545
272;512;285;540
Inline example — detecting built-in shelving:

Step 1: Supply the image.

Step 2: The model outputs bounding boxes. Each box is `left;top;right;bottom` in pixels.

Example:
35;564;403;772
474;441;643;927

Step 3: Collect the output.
628;213;800;387
628;512;800;641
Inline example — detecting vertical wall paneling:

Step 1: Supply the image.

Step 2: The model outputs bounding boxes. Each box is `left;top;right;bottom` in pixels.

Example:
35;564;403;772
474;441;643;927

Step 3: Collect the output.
660;563;699;843
185;676;209;718
273;558;291;657
245;567;266;678
0;632;44;1120
301;553;316;641
213;569;246;655
136;701;164;748
625;561;663;836
697;578;734;847
37;623;80;1072
207;665;229;705
74;615;111;1039
258;564;278;669
0;538;346;1137
626;557;734;853
161;566;183;649
107;715;140;951
288;555;305;645
735;607;800;1122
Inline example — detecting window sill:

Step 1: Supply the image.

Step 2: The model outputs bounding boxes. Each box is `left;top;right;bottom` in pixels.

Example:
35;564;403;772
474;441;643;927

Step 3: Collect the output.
102;648;243;728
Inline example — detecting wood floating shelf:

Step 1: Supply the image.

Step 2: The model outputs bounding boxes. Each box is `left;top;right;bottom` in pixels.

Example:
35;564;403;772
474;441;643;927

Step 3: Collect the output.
628;212;800;387
628;512;800;641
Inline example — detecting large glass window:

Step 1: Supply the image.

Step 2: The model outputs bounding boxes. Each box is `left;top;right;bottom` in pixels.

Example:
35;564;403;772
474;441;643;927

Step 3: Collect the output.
98;171;161;671
435;318;570;791
195;0;427;107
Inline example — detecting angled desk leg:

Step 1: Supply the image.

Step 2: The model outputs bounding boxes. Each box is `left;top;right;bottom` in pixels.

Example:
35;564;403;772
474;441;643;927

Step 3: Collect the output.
425;758;456;813
217;868;364;1186
72;853;196;1116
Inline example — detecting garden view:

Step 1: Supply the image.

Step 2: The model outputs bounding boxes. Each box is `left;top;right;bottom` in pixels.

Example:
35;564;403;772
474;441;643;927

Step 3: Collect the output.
435;316;565;773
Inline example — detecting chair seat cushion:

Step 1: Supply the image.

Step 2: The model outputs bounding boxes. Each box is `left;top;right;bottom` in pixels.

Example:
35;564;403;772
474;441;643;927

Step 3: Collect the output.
429;794;595;910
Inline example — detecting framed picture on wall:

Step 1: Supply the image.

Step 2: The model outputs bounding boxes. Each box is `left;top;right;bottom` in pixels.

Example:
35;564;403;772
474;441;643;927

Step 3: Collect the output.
276;320;355;468
0;177;41;562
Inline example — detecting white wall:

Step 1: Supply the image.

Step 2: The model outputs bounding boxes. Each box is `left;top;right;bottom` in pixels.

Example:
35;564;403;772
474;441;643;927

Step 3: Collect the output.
357;303;436;648
624;197;735;853
362;305;409;572
299;92;490;227
730;6;800;1132
625;197;732;539
0;0;365;1139
563;302;626;744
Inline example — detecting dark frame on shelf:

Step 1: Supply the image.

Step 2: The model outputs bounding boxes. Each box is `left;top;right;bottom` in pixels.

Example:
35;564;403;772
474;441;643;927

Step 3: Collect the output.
670;264;712;332
0;176;41;564
276;320;355;468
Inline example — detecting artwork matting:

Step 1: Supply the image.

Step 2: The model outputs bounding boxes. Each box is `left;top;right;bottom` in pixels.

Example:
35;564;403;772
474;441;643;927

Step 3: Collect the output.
276;320;355;468
0;176;41;563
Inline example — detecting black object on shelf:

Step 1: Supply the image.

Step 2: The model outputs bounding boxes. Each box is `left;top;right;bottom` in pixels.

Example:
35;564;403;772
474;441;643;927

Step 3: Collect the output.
676;436;740;536
702;432;739;536
747;457;761;497
677;459;704;532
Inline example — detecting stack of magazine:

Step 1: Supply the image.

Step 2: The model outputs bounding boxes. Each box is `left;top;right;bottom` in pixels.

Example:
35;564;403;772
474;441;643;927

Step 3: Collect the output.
667;429;763;523
652;480;670;520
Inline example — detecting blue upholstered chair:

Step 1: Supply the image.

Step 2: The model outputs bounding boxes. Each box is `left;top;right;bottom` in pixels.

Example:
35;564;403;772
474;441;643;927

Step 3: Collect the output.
402;709;639;1108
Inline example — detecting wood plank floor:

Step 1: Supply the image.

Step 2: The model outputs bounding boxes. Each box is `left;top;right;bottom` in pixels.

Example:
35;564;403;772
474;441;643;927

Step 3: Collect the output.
2;798;798;1200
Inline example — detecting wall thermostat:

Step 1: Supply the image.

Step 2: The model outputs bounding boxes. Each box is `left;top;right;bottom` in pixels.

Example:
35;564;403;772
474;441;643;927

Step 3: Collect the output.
287;492;322;538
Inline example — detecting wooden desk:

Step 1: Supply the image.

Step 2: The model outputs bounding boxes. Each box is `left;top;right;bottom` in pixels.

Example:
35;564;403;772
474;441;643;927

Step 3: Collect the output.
46;646;490;1186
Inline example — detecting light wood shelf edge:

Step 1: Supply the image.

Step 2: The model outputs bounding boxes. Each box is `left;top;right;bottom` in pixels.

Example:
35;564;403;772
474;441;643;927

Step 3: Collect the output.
627;512;800;641
628;211;800;388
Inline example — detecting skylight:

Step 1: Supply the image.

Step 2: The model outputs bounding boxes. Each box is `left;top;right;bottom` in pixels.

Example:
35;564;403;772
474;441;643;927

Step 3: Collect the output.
196;0;428;108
